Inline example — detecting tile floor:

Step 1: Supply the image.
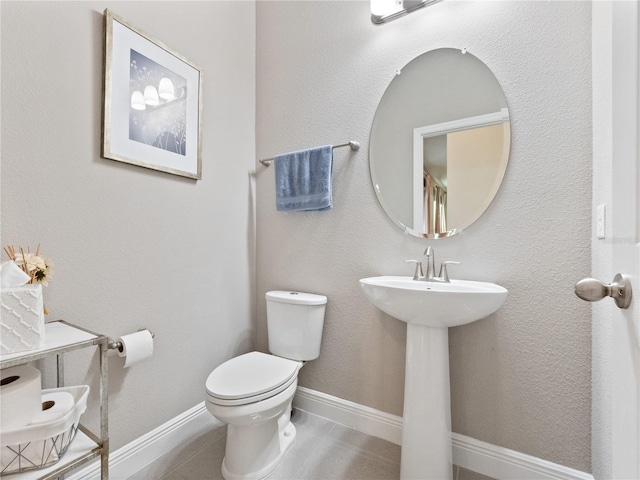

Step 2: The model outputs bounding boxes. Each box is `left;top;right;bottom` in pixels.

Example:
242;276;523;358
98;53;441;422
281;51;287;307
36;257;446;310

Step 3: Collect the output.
127;409;488;480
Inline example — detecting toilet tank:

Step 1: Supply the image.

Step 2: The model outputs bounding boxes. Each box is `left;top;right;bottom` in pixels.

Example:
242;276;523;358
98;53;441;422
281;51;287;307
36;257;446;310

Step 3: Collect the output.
266;291;327;361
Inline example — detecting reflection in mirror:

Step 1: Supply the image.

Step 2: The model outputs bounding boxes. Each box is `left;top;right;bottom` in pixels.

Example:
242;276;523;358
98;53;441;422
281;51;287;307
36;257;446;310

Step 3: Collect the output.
414;109;510;236
369;48;510;239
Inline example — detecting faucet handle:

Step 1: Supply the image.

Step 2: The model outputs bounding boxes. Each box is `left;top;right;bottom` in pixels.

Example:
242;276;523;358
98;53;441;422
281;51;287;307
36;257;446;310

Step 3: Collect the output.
404;259;424;280
439;261;461;282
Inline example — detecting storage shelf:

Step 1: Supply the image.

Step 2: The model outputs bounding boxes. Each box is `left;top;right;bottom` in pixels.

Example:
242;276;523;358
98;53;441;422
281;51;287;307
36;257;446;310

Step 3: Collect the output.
1;320;109;479
0;321;101;368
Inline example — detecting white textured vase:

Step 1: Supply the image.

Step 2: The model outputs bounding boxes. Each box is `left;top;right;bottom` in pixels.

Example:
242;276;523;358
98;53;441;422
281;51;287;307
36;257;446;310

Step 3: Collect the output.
0;284;45;354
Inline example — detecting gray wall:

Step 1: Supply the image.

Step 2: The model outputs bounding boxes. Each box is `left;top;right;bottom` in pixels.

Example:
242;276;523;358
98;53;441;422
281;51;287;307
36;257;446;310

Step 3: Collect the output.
256;1;592;472
1;1;256;449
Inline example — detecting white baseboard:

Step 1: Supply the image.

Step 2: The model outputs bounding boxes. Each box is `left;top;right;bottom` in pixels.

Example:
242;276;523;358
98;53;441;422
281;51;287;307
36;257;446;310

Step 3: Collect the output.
293;385;404;445
66;387;594;480
66;402;218;480
452;434;594;480
294;386;594;480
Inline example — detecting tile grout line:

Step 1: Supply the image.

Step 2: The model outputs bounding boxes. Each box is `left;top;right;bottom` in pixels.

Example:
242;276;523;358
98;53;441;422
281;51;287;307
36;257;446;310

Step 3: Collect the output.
159;430;226;480
285;413;340;479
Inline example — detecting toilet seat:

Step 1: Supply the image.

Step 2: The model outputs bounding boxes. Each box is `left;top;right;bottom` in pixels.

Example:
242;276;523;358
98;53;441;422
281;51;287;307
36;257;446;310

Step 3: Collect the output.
206;352;301;407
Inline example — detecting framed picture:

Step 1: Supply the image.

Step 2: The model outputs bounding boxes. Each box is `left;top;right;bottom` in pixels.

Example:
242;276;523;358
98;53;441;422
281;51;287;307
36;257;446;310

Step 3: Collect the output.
102;9;202;180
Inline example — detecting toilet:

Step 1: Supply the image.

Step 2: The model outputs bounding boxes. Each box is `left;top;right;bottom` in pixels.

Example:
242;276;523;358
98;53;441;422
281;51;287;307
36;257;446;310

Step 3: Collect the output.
205;290;327;480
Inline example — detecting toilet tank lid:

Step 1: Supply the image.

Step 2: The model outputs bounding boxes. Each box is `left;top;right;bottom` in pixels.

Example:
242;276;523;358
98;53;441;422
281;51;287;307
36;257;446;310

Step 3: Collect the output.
266;291;327;306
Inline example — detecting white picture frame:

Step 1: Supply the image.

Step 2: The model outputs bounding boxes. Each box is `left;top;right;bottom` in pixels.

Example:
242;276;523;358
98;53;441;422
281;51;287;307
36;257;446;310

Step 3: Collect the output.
102;9;202;180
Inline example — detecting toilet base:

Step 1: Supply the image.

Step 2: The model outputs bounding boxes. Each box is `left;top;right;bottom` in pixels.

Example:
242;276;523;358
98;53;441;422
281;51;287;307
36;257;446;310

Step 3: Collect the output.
206;370;300;480
221;418;297;480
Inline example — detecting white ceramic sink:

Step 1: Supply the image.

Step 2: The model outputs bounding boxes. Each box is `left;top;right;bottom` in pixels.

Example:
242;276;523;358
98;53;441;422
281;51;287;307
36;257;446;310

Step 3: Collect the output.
359;276;508;328
359;275;508;479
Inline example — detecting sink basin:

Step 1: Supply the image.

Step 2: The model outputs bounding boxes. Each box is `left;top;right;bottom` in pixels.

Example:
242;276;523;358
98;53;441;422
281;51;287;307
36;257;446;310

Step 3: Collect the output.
359;276;508;328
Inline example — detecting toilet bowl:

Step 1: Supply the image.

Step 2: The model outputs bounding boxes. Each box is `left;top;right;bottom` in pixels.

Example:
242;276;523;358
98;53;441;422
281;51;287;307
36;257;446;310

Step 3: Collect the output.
205;291;327;480
206;352;303;480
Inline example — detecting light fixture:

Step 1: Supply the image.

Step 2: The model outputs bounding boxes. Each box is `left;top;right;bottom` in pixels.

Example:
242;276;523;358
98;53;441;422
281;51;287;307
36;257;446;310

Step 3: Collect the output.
158;77;176;100
143;85;160;106
130;90;146;110
371;0;441;24
371;0;403;18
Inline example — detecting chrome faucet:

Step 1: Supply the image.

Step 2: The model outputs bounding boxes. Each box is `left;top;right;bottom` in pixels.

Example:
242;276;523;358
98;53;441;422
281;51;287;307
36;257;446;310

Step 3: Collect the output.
405;247;460;283
423;246;435;280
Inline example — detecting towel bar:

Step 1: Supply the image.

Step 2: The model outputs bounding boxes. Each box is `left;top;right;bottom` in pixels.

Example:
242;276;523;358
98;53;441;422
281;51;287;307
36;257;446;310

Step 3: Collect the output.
259;141;360;167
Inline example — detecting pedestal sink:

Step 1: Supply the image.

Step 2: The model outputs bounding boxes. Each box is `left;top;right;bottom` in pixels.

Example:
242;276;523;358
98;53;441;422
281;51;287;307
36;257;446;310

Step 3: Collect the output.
359;276;508;480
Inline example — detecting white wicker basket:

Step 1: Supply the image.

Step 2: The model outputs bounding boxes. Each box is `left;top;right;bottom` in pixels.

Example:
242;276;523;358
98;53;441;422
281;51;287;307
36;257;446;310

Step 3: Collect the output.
0;385;89;474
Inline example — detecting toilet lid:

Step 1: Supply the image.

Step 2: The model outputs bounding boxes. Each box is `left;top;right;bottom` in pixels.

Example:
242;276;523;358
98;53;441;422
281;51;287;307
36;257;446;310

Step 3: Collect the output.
206;352;300;403
266;290;327;306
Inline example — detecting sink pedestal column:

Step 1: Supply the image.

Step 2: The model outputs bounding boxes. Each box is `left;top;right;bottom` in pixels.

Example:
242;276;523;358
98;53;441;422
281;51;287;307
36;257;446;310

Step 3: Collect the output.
401;323;452;480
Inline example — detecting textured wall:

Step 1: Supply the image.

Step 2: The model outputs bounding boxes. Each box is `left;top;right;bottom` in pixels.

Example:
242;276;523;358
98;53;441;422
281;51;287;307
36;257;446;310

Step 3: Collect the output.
1;1;256;449
256;0;592;472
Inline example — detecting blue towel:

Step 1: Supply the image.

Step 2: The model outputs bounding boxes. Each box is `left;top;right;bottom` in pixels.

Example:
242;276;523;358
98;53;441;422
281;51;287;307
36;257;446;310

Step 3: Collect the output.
274;145;333;212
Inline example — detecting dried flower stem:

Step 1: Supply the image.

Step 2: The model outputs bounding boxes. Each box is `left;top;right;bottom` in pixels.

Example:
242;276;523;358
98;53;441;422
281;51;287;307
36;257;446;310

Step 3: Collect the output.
4;246;15;259
19;247;28;277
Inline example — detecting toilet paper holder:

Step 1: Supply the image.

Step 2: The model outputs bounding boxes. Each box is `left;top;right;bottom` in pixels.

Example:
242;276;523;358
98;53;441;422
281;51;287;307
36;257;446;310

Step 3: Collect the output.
108;328;155;353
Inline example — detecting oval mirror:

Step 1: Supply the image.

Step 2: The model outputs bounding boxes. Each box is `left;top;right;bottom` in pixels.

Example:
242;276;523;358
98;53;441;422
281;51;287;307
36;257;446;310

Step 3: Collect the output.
369;48;510;238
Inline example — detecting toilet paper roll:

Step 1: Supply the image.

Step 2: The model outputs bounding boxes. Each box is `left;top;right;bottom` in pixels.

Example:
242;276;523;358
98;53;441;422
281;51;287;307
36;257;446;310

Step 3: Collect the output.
118;330;154;367
0;365;42;430
29;391;75;426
